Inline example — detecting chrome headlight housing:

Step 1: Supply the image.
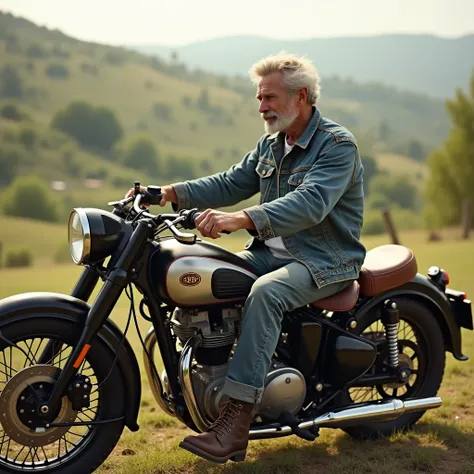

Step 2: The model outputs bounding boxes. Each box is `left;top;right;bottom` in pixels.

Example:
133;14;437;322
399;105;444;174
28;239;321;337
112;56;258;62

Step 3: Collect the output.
68;208;129;265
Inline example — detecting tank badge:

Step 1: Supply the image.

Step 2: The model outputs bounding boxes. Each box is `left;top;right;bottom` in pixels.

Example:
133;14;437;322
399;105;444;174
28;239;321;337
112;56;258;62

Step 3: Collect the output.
179;272;201;286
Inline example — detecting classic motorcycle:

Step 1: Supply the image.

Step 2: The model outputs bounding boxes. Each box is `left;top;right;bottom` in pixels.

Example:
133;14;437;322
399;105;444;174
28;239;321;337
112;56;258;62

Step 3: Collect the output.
0;182;472;473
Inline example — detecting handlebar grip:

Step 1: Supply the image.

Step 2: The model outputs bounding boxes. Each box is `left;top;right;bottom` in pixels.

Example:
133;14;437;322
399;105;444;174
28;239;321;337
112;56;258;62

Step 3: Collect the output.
188;210;231;234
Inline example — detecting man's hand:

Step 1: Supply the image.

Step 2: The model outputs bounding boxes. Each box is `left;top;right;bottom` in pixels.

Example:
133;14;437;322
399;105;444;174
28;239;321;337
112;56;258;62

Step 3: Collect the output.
124;185;178;207
195;210;255;239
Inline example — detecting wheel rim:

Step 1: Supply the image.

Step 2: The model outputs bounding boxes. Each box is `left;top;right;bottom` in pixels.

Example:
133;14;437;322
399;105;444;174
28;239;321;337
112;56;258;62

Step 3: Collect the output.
0;337;100;470
348;317;427;404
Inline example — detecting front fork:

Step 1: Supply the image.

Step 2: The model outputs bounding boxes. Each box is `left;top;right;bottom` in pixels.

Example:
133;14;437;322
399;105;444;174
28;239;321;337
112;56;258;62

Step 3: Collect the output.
38;266;100;364
37;220;152;416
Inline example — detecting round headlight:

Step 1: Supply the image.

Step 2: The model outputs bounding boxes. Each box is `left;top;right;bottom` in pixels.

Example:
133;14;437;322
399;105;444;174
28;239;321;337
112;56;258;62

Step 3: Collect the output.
68;209;91;265
68;208;129;265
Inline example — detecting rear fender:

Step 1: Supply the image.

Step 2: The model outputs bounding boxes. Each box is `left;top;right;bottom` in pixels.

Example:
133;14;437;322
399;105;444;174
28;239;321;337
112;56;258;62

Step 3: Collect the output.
354;274;468;361
0;292;141;431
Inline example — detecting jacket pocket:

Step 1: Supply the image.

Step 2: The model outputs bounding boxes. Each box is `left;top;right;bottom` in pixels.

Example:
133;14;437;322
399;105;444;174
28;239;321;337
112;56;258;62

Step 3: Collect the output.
288;170;308;188
256;160;276;179
256;160;275;201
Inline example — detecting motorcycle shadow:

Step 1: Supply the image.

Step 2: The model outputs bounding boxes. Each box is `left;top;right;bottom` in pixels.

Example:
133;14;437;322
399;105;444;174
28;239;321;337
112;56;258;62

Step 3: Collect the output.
190;422;472;473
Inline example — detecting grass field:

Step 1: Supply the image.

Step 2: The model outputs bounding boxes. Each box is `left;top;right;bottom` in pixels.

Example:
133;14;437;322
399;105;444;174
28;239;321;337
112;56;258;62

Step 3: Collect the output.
0;229;473;473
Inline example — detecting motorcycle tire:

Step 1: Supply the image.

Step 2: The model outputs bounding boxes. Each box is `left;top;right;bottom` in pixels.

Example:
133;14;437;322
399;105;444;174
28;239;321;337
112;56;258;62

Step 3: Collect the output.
342;297;446;440
0;315;126;474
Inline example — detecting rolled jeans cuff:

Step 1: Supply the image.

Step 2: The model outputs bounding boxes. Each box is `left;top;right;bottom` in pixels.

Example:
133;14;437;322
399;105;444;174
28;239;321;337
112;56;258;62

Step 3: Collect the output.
223;376;265;404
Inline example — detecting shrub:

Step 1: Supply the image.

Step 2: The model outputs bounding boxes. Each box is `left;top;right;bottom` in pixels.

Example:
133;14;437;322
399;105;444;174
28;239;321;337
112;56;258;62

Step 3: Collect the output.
45;63;70;79
0;65;23;98
2;176;60;222
153;102;173;122
116;135;160;176
0;145;24;186
26;44;48;58
5;249;33;268
81;63;99;76
362;210;386;235
0;102;24;121
369;173;418;210
18;125;37;149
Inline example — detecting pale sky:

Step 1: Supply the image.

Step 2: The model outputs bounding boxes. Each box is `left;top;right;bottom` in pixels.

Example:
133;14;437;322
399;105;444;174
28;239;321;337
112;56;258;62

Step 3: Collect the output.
1;0;473;46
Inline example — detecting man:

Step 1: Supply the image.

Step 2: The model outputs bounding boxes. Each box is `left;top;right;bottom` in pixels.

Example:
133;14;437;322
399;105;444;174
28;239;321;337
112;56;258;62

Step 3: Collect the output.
130;53;366;463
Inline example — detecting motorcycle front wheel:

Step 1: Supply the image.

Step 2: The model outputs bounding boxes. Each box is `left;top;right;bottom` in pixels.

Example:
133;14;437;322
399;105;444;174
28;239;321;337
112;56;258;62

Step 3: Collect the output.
0;316;126;473
342;297;446;439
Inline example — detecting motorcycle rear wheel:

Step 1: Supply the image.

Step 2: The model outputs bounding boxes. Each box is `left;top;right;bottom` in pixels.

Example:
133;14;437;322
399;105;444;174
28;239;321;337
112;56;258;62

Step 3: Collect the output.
342;298;446;440
0;316;126;473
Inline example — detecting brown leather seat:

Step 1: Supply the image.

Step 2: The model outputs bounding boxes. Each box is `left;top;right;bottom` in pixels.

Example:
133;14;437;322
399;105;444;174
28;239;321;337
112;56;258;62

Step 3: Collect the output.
311;281;360;312
358;244;418;296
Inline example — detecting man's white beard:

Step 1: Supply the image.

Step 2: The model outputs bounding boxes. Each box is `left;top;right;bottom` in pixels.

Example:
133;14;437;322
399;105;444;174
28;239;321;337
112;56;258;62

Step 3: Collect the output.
263;103;298;134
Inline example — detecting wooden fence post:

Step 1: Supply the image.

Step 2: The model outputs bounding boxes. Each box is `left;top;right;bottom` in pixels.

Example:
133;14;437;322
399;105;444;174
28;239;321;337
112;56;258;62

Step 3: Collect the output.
382;209;400;245
461;199;472;239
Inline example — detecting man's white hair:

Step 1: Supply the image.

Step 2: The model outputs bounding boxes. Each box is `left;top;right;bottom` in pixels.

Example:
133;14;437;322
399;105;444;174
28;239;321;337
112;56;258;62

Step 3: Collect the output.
249;52;321;105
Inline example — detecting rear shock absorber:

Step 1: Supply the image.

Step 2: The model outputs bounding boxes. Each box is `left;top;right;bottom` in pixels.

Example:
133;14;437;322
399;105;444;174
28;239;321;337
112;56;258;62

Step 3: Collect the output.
382;299;400;368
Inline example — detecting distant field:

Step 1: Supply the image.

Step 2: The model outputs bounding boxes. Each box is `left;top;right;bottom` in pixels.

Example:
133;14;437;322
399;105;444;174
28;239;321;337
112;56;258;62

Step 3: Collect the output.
0;229;473;473
376;153;428;180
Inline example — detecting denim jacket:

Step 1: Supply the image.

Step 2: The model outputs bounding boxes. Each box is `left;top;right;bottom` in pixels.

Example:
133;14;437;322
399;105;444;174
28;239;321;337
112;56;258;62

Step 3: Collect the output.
172;107;366;288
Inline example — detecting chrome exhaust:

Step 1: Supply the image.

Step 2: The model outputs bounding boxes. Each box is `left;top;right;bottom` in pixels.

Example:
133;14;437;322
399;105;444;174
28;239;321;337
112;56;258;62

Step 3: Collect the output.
249;397;442;439
143;327;175;417
179;334;213;432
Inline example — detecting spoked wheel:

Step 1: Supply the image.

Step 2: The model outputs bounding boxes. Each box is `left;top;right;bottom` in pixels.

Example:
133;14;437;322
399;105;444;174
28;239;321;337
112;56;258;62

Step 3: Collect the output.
0;317;126;473
343;298;445;439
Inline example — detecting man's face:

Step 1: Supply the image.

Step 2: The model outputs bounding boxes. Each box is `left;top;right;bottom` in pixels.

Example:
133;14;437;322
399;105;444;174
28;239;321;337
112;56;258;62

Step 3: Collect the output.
256;72;299;134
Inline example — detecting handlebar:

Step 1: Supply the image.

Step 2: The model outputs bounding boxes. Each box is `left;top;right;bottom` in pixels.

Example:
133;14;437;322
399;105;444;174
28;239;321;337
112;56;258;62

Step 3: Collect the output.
109;183;230;245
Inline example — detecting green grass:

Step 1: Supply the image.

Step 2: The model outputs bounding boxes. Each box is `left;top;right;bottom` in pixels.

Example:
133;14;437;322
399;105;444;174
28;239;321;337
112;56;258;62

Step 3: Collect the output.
0;226;473;473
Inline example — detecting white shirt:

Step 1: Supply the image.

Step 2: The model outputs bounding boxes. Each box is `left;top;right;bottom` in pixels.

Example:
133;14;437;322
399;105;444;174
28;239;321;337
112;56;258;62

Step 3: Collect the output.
264;137;294;259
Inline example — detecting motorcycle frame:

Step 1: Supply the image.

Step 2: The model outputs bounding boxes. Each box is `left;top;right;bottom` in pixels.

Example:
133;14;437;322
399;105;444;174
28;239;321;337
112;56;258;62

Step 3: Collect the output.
29;212;468;432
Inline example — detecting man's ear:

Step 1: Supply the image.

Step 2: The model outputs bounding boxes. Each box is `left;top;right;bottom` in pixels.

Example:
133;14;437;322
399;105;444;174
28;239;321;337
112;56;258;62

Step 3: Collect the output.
298;87;308;104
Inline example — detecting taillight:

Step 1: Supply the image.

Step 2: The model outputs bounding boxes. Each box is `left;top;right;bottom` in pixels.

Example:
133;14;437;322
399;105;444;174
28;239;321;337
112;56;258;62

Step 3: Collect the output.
441;269;450;285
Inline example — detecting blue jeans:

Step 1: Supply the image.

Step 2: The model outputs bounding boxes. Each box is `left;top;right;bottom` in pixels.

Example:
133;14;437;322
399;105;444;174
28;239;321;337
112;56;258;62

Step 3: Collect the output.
222;246;353;404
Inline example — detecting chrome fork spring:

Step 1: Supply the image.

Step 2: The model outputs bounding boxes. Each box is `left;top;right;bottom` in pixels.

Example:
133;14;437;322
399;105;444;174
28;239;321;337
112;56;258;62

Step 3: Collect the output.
385;322;399;368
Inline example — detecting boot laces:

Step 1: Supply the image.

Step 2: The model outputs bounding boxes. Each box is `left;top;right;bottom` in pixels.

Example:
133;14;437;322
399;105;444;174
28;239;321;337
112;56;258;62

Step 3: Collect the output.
210;400;243;437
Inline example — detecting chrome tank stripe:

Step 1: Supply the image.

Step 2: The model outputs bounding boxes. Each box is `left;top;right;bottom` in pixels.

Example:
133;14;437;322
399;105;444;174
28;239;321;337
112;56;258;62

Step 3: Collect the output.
167;257;257;306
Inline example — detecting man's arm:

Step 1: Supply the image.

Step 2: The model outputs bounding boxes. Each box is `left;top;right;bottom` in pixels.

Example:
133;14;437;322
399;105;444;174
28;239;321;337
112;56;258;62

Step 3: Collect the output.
171;141;262;211
244;140;359;239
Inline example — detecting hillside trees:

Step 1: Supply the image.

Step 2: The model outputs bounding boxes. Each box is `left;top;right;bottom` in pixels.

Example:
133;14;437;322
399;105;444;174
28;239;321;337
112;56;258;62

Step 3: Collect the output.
0;65;23;98
115;135;160;177
425;71;474;227
51;101;123;153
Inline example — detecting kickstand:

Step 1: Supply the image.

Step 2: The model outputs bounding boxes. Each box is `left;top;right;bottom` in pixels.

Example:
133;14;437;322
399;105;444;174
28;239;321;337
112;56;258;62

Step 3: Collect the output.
278;412;320;442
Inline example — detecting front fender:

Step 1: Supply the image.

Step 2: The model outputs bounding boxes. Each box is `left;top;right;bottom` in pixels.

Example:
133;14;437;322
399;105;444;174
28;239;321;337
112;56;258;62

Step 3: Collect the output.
354;274;468;361
0;292;142;431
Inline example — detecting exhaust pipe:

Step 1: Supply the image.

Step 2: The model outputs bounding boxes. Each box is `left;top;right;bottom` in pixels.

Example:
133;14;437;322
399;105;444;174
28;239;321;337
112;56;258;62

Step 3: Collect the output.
143;327;175;417
249;397;442;439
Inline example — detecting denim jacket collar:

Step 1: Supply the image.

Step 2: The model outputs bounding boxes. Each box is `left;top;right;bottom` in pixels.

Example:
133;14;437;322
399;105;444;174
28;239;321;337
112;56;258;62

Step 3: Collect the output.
268;106;321;150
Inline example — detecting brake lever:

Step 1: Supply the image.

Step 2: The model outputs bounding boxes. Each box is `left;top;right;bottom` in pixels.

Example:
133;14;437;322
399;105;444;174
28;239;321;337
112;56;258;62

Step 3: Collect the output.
163;219;196;245
107;196;134;207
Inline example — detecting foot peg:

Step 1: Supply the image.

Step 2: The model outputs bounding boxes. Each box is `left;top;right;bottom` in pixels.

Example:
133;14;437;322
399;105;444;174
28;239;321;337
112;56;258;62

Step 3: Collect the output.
278;412;319;441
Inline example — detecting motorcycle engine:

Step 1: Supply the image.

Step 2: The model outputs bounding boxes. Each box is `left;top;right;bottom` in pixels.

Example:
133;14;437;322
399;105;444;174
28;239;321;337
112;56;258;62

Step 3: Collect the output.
170;307;307;422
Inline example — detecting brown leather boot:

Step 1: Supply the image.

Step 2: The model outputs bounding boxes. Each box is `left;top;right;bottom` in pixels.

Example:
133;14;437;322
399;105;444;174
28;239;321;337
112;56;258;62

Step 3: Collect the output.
179;398;254;463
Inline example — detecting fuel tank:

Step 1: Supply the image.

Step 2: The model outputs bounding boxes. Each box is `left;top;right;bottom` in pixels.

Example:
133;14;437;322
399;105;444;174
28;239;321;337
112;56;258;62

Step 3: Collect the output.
149;237;259;307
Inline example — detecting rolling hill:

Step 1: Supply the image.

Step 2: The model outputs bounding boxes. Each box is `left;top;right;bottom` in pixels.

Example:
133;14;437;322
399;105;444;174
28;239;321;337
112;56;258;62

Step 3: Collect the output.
135;34;474;99
0;8;447;215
